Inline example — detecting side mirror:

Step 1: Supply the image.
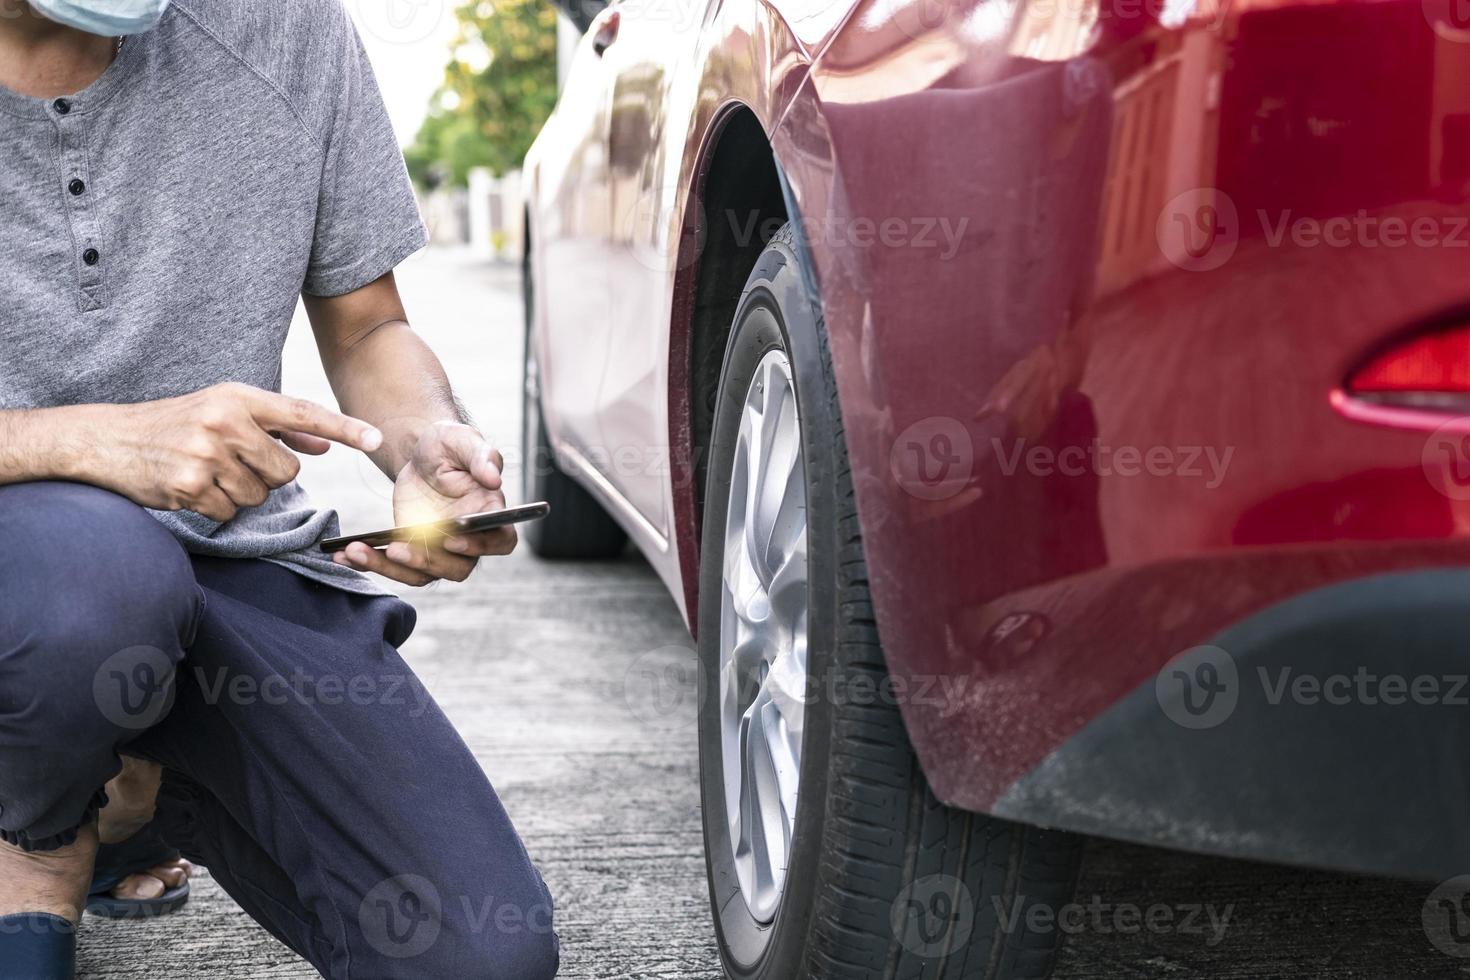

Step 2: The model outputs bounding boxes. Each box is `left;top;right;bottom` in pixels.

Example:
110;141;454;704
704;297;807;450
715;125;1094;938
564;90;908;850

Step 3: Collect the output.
547;0;608;34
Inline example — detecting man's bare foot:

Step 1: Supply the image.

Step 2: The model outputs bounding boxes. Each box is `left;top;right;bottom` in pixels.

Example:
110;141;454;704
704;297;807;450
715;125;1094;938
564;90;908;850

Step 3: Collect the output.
0;823;96;923
105;855;194;902
99;758;193;902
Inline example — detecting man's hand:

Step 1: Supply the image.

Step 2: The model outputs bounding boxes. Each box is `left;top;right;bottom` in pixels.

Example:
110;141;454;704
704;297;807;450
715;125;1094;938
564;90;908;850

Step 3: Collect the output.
331;421;516;586
81;382;381;522
305;272;513;586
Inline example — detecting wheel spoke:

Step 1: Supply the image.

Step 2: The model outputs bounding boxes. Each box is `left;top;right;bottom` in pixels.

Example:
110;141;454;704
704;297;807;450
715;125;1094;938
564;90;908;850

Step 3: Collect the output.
750;384;803;592
763;647;806;820
761;712;800;842
766;536;807;638
723;540;765;631
742;692;778;889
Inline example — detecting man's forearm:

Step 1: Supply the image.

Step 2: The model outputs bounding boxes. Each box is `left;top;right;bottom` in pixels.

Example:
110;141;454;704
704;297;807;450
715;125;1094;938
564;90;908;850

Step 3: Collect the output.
319;319;467;479
0;405;103;486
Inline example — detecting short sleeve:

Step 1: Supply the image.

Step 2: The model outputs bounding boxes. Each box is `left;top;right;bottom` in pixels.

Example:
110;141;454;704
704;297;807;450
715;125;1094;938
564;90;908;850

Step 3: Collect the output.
301;13;427;297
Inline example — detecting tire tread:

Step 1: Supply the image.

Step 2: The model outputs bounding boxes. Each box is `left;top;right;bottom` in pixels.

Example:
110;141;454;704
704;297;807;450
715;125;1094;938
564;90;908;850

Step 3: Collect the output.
781;220;1081;980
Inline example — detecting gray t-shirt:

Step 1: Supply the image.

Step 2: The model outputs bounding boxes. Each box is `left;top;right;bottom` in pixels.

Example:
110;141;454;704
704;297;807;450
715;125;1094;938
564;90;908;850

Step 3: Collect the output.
0;0;428;595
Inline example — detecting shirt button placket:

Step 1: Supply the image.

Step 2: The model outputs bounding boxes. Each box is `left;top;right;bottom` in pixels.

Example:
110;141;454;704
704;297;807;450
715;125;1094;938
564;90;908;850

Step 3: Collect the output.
54;97;107;311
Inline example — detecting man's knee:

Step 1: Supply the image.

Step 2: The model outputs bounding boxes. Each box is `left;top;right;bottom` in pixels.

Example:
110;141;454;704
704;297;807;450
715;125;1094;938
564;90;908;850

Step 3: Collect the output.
0;484;199;851
516;927;560;980
477;903;558;980
0;482;199;732
442;920;557;980
370;883;558;980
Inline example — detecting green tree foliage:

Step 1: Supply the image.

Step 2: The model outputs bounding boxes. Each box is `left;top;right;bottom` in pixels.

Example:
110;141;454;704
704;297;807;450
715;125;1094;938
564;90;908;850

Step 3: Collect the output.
405;0;558;187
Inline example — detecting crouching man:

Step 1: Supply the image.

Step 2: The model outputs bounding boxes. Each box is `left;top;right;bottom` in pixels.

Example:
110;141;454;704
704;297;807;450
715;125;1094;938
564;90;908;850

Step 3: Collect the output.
0;1;557;977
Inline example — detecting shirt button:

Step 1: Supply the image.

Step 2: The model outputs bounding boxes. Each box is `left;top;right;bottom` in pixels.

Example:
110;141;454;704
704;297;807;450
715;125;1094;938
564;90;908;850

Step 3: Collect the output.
68;178;86;196
52;98;71;115
82;248;100;266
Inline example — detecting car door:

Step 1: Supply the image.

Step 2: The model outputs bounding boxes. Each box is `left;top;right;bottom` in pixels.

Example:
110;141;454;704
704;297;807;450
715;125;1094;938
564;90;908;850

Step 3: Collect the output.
596;0;703;540
532;8;622;461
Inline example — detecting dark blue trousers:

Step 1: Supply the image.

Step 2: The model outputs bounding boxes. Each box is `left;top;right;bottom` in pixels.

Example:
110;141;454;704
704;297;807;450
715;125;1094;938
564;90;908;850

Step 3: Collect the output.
0;482;557;979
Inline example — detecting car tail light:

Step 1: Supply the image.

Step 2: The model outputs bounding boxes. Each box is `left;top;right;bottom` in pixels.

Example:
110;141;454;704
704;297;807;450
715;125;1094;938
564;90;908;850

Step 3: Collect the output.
1349;327;1470;398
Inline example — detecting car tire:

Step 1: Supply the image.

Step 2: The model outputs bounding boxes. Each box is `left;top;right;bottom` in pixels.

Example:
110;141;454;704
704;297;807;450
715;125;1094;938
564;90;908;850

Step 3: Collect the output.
697;223;1083;979
520;237;628;559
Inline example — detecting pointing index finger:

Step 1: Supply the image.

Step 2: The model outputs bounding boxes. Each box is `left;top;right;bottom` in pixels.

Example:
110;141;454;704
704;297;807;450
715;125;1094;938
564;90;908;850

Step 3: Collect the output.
247;390;382;453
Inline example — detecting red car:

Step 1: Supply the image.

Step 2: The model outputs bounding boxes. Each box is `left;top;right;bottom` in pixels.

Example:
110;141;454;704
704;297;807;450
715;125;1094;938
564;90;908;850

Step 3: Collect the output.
521;0;1470;974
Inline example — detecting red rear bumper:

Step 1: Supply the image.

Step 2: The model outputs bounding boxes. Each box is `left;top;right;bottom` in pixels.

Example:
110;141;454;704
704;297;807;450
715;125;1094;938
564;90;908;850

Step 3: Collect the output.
777;0;1470;860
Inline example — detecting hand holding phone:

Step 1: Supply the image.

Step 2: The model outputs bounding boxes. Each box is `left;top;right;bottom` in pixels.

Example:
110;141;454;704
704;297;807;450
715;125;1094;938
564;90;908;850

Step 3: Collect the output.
333;420;526;587
320;501;551;553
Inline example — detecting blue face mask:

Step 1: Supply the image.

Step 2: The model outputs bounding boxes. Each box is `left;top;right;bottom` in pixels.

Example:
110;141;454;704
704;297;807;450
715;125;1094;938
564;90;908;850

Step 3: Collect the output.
29;0;171;36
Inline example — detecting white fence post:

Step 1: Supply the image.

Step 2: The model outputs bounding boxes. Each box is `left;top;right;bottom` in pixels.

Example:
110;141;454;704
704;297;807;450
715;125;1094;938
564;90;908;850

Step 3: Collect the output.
468;167;495;259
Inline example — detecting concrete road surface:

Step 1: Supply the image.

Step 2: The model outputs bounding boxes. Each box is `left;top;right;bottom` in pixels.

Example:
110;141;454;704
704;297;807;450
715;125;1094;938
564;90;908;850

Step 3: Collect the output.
77;248;1464;979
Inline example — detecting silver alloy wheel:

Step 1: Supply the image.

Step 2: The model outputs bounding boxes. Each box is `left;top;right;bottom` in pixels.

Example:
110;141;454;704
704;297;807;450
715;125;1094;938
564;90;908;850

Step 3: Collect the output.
719;347;810;925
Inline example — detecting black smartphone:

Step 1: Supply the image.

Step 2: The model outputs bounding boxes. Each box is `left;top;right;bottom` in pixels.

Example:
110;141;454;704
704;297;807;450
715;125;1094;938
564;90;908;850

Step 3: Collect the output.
319;501;552;553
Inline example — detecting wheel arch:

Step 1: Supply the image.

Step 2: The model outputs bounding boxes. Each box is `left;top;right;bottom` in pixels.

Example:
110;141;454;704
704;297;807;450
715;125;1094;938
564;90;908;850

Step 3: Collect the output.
669;103;789;632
